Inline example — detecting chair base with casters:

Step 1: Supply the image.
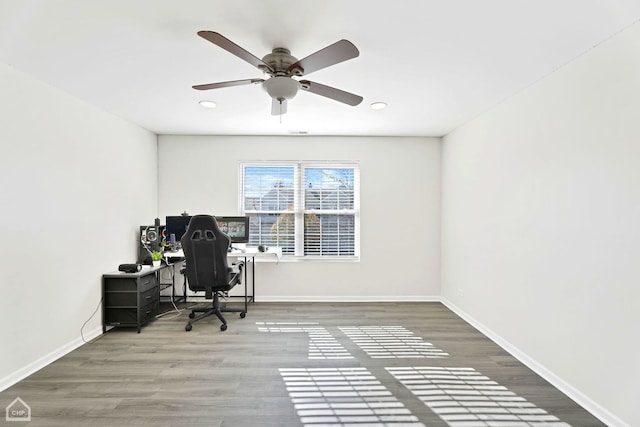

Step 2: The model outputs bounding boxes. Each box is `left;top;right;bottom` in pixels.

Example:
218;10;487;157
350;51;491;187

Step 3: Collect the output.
185;292;246;332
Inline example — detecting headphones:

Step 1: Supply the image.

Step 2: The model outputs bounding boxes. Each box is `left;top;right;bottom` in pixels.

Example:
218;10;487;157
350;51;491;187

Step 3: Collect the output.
141;226;158;244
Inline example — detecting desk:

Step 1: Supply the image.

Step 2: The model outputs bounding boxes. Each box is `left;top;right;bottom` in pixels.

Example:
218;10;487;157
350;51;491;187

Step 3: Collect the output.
164;247;281;311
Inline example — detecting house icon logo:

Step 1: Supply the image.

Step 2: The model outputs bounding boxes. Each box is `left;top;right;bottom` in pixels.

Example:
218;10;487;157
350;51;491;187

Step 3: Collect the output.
5;397;31;422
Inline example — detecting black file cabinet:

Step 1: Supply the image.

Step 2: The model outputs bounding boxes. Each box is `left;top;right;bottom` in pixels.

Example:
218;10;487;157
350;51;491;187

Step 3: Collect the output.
102;266;162;333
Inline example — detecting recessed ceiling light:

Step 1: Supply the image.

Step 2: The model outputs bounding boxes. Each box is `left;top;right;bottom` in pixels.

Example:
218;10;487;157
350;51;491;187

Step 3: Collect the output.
370;102;387;110
199;100;217;109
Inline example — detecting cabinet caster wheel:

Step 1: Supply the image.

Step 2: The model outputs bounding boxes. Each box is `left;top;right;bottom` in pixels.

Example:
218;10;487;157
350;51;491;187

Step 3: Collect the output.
220;324;228;331
188;312;195;319
185;323;192;332
240;312;246;318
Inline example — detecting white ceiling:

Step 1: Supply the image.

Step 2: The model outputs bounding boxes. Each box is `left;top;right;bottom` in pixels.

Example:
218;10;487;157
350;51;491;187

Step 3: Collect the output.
2;1;640;137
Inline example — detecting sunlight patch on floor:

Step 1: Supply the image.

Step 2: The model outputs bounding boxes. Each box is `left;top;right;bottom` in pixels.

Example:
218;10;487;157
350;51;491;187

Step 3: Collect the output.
280;367;426;426
387;366;571;427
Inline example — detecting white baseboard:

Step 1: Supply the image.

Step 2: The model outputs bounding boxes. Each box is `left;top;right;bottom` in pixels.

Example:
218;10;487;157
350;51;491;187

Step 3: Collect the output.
255;296;441;302
440;298;628;427
0;326;103;392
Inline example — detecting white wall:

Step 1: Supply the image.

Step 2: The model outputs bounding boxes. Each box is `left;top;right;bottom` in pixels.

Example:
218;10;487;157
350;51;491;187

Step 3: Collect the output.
0;62;158;390
159;135;441;300
441;22;640;427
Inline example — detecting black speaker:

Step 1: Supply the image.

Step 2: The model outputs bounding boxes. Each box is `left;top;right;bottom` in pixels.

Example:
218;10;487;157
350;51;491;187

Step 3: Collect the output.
153;218;161;252
118;263;142;273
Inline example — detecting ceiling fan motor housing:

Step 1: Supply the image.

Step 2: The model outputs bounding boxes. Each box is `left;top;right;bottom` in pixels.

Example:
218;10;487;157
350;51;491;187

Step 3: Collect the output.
260;47;302;75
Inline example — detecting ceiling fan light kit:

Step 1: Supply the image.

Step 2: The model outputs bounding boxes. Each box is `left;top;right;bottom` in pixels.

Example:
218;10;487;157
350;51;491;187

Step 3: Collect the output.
192;31;363;115
262;76;301;101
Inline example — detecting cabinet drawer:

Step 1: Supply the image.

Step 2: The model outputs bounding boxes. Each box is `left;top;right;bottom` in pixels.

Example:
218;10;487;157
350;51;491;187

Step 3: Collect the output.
139;274;158;293
139;286;158;305
139;301;157;324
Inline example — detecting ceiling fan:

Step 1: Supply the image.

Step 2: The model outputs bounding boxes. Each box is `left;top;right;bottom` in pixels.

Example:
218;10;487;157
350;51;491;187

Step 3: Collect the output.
192;31;363;115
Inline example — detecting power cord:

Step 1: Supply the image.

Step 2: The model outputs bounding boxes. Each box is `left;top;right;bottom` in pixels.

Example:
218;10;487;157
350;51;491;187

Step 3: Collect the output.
155;260;184;320
81;296;104;344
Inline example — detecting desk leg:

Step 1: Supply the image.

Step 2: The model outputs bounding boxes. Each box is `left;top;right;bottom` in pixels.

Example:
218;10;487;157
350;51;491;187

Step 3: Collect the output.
170;263;176;301
251;258;255;302
167;261;187;304
244;257;248;312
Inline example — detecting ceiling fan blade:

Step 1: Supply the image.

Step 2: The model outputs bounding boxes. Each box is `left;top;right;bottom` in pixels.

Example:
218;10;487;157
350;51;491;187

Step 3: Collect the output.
288;40;359;76
299;80;363;106
271;98;288;115
197;31;274;73
192;78;264;91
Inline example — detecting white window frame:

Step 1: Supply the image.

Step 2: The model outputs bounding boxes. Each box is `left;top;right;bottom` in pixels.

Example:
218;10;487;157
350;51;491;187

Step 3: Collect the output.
240;161;360;260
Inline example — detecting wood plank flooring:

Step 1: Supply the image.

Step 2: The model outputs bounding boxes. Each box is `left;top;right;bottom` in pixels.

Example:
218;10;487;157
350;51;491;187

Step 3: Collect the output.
0;302;606;426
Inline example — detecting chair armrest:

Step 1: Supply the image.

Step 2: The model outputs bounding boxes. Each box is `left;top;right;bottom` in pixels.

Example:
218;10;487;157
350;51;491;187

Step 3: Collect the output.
229;260;245;272
228;261;244;287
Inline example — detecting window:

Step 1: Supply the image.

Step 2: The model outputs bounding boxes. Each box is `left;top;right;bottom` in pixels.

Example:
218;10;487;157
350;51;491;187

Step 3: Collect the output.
241;162;360;259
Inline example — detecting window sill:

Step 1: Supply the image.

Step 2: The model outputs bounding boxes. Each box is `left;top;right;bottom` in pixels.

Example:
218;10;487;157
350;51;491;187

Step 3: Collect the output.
279;256;360;263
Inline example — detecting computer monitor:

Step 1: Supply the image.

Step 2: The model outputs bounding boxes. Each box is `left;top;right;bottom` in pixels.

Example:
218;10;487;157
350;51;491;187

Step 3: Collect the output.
165;215;192;243
215;216;249;244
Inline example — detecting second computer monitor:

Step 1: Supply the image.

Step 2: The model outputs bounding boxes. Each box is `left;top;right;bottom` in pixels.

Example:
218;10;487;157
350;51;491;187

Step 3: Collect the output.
165;215;192;243
215;216;249;244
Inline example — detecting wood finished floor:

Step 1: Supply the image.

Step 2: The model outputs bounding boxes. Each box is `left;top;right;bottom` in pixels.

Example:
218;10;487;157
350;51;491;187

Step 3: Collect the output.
0;302;606;427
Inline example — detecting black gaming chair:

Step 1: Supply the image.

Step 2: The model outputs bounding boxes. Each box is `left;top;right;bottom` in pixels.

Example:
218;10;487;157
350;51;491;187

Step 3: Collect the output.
181;215;246;331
